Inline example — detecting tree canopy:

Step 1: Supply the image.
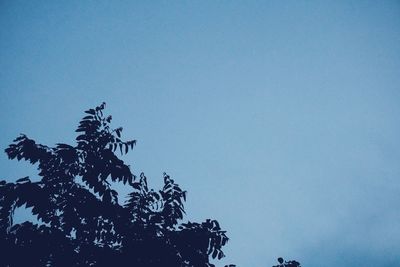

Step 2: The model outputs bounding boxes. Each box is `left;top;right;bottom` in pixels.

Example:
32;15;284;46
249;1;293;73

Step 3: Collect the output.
0;103;230;267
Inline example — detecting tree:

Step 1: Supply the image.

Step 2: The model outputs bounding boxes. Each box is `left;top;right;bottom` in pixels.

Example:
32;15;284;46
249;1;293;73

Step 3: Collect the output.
272;257;301;267
0;103;230;267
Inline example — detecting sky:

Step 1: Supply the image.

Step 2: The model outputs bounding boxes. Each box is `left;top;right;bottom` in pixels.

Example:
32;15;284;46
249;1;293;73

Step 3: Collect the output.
1;1;400;266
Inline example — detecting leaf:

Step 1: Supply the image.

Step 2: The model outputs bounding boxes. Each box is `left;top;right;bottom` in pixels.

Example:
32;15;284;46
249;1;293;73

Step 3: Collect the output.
115;127;123;138
130;141;135;149
85;109;96;115
212;249;218;259
16;176;30;184
218;250;224;259
76;135;86;141
56;143;74;149
131;182;141;190
82;115;93;120
213;220;221;230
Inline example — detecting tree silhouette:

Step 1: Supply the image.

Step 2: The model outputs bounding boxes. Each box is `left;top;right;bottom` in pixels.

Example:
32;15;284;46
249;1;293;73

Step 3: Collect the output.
0;103;231;267
272;257;301;267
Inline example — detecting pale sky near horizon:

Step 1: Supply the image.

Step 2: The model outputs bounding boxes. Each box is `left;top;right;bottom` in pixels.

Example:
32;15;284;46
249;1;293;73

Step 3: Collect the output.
1;1;400;266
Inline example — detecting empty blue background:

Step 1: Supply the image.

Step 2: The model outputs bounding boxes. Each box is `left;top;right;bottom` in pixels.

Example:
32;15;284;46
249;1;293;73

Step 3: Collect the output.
1;1;400;266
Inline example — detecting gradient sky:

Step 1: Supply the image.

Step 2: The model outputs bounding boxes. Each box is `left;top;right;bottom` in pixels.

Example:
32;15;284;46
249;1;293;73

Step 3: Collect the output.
1;1;400;266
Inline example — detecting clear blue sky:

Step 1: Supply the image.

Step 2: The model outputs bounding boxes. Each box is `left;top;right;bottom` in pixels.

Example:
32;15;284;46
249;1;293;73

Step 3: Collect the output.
1;1;400;266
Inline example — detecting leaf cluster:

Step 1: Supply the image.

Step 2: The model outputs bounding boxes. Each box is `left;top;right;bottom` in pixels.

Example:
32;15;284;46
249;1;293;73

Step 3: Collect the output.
273;258;301;267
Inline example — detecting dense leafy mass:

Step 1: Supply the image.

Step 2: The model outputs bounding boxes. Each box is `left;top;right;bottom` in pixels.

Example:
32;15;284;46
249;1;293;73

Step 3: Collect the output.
0;103;230;267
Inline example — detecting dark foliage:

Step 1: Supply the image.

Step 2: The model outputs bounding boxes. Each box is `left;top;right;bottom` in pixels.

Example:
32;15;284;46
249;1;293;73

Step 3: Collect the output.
0;103;231;267
272;257;301;267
